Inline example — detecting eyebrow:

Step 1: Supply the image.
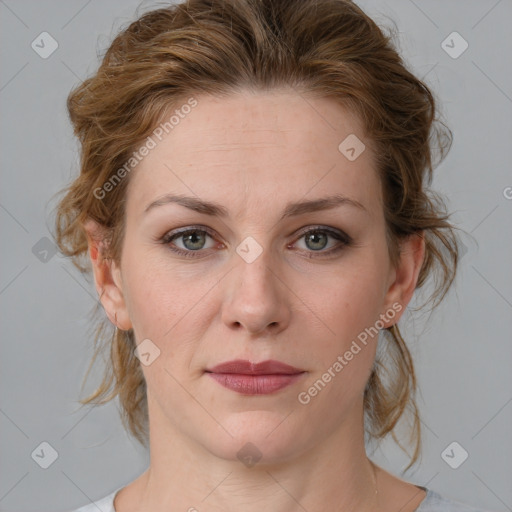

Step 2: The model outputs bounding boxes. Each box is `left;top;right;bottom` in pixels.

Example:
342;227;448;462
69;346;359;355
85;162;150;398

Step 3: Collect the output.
144;193;367;219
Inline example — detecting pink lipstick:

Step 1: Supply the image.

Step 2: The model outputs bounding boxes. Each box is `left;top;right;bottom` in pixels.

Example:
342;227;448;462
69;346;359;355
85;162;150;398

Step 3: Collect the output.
205;359;306;395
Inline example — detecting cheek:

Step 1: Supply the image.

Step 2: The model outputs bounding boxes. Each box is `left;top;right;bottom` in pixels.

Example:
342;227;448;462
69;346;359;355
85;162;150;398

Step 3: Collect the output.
311;281;380;377
304;257;388;342
295;271;383;416
121;250;221;355
121;244;181;328
123;269;172;340
293;249;388;397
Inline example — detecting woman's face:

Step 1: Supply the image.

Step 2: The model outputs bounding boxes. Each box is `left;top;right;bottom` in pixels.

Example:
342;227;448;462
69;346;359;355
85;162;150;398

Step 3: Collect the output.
105;89;420;463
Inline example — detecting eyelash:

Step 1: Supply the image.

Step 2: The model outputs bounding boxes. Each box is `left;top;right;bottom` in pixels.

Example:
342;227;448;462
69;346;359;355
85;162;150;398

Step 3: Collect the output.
160;225;353;259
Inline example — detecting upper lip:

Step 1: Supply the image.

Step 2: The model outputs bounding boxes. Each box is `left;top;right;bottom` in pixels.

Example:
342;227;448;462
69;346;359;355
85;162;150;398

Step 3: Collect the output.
206;359;304;375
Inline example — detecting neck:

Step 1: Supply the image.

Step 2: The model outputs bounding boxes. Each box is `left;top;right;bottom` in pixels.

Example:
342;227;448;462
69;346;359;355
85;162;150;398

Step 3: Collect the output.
132;396;381;512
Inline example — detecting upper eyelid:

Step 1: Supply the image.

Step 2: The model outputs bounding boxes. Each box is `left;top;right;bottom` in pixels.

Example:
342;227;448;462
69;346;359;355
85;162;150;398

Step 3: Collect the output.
163;225;216;240
294;225;346;238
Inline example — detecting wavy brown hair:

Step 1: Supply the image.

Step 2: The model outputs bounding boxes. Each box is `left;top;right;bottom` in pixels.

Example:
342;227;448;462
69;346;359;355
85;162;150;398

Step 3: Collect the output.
52;0;458;471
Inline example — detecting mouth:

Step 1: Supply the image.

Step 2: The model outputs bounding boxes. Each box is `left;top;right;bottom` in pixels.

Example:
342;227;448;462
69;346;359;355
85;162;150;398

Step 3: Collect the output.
205;359;306;395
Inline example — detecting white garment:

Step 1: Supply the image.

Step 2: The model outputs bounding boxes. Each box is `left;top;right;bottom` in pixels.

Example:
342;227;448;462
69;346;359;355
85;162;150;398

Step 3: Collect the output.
70;485;492;511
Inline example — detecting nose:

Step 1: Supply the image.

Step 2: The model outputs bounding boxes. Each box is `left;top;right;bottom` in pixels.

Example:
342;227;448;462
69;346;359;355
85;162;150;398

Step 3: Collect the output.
221;249;291;337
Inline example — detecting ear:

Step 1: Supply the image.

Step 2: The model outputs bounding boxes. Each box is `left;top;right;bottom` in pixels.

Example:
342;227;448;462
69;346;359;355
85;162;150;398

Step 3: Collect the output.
83;219;132;331
381;233;425;327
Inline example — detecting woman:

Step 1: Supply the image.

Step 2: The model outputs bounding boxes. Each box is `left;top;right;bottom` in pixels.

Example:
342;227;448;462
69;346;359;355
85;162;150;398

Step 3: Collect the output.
54;0;488;510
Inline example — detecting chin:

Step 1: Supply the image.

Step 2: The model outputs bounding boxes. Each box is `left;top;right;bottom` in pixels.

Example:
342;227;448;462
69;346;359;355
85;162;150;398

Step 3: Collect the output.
200;410;311;467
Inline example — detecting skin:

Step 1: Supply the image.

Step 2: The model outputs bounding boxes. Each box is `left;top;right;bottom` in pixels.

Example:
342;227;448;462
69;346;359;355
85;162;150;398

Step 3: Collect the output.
85;88;426;512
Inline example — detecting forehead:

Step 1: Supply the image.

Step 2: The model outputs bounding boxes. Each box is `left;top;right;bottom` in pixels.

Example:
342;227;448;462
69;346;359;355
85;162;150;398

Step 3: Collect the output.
126;89;380;217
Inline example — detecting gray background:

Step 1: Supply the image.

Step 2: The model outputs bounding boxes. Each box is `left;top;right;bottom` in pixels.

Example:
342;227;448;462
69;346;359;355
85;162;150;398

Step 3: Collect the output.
0;0;511;511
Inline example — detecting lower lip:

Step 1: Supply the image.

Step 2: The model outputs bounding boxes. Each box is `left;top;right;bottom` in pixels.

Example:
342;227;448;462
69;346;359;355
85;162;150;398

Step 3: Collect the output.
207;372;305;395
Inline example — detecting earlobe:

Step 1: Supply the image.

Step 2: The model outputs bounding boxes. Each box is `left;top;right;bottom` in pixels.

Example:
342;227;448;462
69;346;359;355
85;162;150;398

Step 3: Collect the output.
83;219;132;331
382;233;425;327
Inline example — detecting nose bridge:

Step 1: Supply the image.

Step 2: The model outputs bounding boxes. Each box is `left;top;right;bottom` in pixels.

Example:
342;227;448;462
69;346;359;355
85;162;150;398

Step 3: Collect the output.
221;239;290;335
236;249;276;300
